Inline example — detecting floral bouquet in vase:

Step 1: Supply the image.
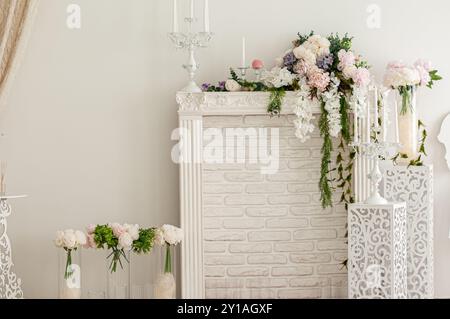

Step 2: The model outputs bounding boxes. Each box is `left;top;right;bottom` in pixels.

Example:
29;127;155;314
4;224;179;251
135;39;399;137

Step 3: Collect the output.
154;224;183;299
384;60;441;160
87;223;156;298
54;229;87;299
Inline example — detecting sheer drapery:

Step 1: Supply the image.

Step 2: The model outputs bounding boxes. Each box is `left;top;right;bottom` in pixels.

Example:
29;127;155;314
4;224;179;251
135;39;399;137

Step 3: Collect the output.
0;0;38;104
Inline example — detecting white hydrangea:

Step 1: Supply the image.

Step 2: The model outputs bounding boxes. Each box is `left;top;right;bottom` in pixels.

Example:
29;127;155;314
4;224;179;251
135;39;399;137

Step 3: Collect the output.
293;80;316;142
321;74;342;138
261;67;296;88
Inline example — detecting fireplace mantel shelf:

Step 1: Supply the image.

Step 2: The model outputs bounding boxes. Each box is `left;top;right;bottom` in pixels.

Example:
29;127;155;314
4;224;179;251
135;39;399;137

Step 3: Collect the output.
176;91;322;116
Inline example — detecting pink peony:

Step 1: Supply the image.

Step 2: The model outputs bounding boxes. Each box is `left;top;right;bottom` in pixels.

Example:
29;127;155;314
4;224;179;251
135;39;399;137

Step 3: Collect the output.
352;67;371;87
251;59;264;70
84;233;96;249
414;59;431;72
337;49;355;70
86;224;96;235
415;65;431;86
308;69;330;92
110;223;126;238
387;60;406;69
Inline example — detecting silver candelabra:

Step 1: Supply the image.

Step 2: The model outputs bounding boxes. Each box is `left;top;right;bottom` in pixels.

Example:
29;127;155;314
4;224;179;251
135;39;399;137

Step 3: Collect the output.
352;140;400;205
168;17;213;92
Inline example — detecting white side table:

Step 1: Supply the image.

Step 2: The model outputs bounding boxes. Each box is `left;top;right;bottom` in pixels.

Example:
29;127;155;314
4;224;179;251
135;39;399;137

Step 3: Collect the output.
382;165;434;299
348;202;407;299
0;195;26;299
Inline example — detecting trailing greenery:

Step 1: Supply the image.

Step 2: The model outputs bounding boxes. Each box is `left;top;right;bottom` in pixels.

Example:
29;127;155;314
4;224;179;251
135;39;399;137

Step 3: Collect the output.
267;89;286;116
230;68;267;92
319;101;333;208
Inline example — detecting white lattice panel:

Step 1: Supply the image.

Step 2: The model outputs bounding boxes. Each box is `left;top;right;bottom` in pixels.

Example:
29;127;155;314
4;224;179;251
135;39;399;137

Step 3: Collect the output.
348;203;407;299
383;165;434;299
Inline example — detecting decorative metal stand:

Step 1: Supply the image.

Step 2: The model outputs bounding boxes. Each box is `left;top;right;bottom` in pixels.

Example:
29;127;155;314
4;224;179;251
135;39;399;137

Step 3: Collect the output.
0;196;26;299
168;18;213;93
348;202;407;299
382;164;434;299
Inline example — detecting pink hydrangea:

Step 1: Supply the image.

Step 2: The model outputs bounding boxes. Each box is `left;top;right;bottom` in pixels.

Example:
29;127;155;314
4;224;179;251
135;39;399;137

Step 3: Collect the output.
308;69;330;92
352;67;371;87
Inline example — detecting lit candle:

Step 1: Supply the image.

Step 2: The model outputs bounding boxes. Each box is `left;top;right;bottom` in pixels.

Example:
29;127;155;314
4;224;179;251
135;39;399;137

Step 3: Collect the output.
190;0;195;19
203;0;209;32
173;0;178;33
241;37;246;68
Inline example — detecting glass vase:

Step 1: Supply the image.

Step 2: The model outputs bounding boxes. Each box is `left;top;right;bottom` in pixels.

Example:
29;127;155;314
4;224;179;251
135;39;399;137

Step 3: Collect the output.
154;244;176;299
396;86;418;160
58;248;82;299
106;249;131;299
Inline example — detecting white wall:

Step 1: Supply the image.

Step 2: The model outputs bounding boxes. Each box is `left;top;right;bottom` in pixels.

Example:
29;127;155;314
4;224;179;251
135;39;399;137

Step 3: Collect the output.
0;0;449;298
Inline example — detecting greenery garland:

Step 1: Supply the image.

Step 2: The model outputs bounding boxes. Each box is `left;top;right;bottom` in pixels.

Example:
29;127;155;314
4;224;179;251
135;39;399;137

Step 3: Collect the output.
318;101;333;208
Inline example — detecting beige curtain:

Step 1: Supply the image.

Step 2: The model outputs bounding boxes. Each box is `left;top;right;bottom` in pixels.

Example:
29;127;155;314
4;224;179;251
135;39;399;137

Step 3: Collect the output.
0;0;38;102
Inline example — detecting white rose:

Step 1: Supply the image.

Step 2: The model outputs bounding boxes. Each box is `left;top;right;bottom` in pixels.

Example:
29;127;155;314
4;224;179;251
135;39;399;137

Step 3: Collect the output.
293;45;316;65
63;230;77;249
118;232;133;250
55;230;65;248
225;79;241;92
124;223;140;241
75;230;87;246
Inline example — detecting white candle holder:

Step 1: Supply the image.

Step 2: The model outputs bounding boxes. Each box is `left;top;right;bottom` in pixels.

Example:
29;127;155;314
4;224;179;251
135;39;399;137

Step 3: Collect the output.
351;140;400;205
168;17;213;93
237;66;250;80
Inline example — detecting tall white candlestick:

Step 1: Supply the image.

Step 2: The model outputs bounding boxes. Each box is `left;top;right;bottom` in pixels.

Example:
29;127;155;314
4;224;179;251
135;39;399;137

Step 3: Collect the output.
241;37;246;68
203;0;209;32
354;105;359;144
381;95;387;143
365;101;371;143
393;98;400;144
172;0;178;33
190;0;195;19
373;87;379;130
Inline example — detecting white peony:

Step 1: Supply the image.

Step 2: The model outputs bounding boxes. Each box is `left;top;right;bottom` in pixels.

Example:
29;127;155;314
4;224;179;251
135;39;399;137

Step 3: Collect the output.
124;223;140;241
55;231;65;248
118;232;133;250
384;66;420;88
225;79;241;92
303;35;330;57
160;224;183;246
63;230;77;249
293;45;316;65
75;230;87;246
154;228;166;246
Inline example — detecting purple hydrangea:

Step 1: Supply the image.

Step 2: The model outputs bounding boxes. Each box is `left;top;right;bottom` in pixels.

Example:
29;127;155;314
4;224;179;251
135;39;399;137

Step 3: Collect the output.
283;51;297;71
317;54;334;70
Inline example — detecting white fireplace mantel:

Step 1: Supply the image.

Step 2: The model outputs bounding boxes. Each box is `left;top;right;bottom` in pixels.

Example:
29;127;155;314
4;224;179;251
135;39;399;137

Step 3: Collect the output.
176;91;369;299
176;91;322;116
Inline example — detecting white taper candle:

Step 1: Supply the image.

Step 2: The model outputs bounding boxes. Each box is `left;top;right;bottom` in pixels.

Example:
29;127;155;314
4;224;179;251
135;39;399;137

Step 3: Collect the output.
373;87;379;130
173;0;178;32
241;37;246;68
203;0;209;32
190;0;195;19
365;100;371;143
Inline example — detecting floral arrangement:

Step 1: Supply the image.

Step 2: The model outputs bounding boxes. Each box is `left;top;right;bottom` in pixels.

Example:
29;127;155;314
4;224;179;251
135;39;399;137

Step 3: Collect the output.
87;223;156;273
54;229;86;279
202;32;370;208
154;224;183;299
384;60;441;115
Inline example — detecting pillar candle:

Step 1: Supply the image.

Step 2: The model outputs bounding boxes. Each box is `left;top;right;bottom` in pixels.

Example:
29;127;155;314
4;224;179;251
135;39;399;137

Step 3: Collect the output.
203;0;209;32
